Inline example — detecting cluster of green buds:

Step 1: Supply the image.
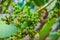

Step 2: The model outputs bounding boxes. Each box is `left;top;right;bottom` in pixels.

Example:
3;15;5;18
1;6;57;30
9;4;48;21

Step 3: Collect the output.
14;7;40;39
1;2;40;39
1;14;14;24
0;0;13;13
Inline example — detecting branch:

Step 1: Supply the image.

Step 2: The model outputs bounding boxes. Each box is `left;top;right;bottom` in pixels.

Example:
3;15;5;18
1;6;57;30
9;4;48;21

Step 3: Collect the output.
37;0;55;12
34;9;48;30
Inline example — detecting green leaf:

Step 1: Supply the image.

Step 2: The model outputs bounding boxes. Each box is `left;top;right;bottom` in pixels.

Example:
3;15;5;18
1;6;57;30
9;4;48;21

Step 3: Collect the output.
48;32;58;39
39;18;56;40
33;0;49;6
33;0;44;6
0;21;18;38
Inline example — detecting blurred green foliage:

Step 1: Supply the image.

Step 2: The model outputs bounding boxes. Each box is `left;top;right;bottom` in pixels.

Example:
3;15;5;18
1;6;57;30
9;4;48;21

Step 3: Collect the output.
0;0;60;40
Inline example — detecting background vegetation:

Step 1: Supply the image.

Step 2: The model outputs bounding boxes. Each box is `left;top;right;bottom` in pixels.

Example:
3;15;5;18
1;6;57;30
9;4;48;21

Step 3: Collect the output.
0;0;60;40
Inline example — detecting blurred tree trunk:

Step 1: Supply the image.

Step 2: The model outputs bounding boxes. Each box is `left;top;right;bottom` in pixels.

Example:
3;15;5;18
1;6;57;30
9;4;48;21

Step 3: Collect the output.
0;7;2;13
0;0;2;3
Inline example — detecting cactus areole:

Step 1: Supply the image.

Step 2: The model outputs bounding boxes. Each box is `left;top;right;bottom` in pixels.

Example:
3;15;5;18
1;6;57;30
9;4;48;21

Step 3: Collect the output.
0;21;18;38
